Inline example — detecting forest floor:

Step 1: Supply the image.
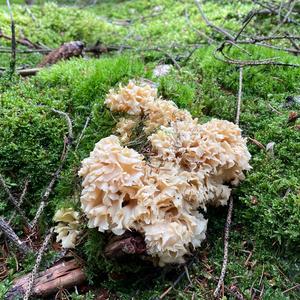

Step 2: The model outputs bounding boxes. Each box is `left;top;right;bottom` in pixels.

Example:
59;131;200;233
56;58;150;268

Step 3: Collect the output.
0;0;299;299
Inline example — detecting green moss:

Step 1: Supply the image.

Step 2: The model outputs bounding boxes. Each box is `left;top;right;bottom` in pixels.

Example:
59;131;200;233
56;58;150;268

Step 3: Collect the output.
0;55;145;221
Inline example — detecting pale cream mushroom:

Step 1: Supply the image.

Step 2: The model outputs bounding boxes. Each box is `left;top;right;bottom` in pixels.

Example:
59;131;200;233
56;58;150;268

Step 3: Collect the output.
76;81;251;265
53;208;80;249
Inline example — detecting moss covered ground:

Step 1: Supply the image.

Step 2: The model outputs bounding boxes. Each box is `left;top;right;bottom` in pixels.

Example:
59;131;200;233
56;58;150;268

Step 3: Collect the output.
0;0;299;299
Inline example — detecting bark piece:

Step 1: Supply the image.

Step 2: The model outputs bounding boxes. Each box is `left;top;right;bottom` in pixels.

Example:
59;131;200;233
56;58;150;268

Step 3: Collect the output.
5;259;86;299
38;41;85;67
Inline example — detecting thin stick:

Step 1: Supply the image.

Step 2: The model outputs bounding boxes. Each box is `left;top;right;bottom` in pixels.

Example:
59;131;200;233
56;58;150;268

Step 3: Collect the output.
8;179;29;225
24;230;53;300
283;284;300;294
184;8;215;44
236;11;256;41
31;108;73;229
194;0;235;40
271;0;296;36
0;174;31;228
0;217;30;253
6;0;16;75
159;258;196;299
50;108;73;140
214;47;300;67
0;179;29;241
19;179;29;207
236;67;243;125
213;196;233;298
75;114;91;151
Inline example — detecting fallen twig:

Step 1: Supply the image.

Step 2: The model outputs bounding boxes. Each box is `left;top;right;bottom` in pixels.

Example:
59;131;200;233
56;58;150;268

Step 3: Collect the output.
0;30;44;50
271;0;297;36
158;258;196;300
213;196;233;298
194;0;235;40
0;47;50;53
235;67;243;125
38;41;85;67
283;283;300;294
248;137;265;150
30;108;73;229
184;7;215;44
0;179;29;242
214;46;300;67
17;68;42;76
6;0;16;75
7;179;29;226
0;217;30;253
24;230;53;300
0;174;31;228
75;114;92;151
104;231;146;258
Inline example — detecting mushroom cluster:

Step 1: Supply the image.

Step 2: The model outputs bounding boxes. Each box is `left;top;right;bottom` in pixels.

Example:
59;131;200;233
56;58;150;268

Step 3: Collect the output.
78;81;251;265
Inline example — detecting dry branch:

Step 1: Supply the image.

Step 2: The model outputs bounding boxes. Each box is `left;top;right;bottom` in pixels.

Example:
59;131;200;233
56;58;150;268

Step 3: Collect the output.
24;231;53;300
213;196;233;298
0;30;44;50
0;174;31;228
194;0;235;40
75;114;92;151
6;0;16;75
31;108;73;229
0;180;29;242
159;257;196;299
184;7;215;44
0;217;30;253
213;46;300;67
5;259;86;300
236;67;243;125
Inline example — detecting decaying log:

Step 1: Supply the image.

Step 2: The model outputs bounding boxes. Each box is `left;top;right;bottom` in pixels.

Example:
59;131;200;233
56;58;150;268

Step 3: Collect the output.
104;231;146;259
5;259;86;299
38;41;85;67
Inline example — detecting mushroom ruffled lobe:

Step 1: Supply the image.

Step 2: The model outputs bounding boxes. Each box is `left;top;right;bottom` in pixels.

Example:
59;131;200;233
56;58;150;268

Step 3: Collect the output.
115;118;137;143
53;208;80;249
105;81;157;115
78;135;147;235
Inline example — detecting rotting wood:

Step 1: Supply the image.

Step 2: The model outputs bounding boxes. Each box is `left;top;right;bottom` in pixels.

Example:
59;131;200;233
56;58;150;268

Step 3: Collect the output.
104;232;146;258
5;259;86;299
